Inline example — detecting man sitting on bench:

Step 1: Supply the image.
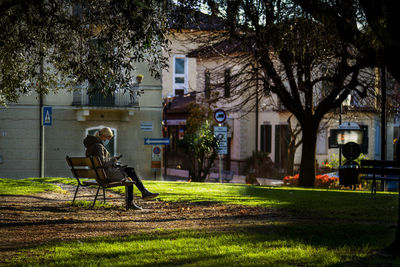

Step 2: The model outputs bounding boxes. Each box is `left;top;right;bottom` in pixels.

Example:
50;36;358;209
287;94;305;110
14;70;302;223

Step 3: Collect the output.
84;127;159;210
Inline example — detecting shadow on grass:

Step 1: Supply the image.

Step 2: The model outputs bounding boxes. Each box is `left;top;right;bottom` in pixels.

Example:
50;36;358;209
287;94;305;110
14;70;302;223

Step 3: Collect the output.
0;194;66;202
239;185;398;221
9;224;400;266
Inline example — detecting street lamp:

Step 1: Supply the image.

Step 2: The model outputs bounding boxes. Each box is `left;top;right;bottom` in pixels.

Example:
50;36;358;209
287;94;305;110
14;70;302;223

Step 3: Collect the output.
339;94;352;167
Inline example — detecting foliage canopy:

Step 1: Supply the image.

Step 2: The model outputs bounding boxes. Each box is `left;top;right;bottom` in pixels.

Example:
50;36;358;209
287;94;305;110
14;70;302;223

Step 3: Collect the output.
0;0;170;105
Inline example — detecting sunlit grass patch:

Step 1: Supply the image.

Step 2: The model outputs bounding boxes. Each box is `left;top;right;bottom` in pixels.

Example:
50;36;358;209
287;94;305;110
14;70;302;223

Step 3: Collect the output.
27;177;79;186
0;177;63;195
66;200;116;209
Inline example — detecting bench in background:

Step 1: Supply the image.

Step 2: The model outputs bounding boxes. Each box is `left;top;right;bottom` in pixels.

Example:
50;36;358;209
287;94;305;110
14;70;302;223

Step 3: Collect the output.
360;159;400;194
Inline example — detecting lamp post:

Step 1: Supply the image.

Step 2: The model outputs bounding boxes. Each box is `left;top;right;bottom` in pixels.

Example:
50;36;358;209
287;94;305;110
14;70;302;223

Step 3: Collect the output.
338;95;352;167
381;67;387;161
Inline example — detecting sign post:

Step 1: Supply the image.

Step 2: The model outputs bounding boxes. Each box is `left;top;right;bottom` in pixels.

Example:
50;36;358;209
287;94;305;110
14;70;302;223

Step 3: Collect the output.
214;109;228;182
145;138;170;180
40;106;52;178
151;145;162;179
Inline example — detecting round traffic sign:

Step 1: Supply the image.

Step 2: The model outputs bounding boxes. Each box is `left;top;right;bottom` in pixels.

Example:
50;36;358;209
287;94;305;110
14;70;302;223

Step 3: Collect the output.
214;109;226;123
153;146;161;155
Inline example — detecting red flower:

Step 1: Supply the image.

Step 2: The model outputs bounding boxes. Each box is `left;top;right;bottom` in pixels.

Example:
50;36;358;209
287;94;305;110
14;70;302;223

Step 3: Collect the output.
283;173;339;188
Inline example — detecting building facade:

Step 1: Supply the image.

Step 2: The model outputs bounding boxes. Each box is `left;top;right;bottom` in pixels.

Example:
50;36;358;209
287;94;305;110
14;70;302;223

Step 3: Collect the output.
0;64;163;179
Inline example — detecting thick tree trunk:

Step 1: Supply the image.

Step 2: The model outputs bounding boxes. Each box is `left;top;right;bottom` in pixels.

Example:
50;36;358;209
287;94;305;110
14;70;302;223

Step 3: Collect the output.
298;124;318;187
287;144;296;176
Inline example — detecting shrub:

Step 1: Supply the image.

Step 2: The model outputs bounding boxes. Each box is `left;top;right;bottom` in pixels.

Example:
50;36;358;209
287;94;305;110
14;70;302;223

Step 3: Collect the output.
283;173;340;189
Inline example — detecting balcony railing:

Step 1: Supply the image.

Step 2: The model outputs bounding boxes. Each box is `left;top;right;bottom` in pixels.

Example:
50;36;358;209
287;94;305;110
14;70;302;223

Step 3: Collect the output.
72;89;139;107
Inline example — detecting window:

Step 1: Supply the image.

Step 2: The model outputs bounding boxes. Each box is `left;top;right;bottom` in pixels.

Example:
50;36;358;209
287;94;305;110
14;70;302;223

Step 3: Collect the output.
224;69;231;98
275;125;289;170
173;55;188;96
360;125;369;154
260;124;272;153
316;129;327;154
86;126;117;156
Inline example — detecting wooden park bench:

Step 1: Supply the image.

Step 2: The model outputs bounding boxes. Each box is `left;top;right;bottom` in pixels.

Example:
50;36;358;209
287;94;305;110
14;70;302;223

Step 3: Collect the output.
359;159;400;194
66;156;135;209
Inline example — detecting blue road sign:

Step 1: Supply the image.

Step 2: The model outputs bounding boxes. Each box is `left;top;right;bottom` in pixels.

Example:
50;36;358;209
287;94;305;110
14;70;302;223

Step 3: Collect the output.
43;106;52;126
144;138;170;145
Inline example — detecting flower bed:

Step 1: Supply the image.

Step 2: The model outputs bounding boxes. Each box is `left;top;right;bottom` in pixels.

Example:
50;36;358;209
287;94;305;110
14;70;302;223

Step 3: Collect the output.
283;173;340;188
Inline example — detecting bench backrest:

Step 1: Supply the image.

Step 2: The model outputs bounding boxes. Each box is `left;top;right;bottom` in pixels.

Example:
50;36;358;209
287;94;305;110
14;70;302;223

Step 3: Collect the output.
66;156;107;185
361;160;400;168
360;160;400;176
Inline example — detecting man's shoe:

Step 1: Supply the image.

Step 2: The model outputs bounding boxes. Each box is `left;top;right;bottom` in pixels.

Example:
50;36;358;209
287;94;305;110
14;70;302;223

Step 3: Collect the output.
142;191;160;200
126;202;143;210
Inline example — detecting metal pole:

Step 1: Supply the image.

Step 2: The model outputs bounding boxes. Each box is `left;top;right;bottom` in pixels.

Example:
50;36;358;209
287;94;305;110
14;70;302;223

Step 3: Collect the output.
164;129;167;180
39;54;44;178
218;123;223;183
219;154;222;183
339;103;342;167
381;67;387;161
163;103;168;181
255;67;259;152
39;96;44;178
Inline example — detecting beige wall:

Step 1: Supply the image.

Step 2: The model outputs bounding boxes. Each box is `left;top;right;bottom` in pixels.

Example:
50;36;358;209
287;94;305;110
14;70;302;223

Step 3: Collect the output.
0;89;163;180
162;32;217;98
0;61;164;179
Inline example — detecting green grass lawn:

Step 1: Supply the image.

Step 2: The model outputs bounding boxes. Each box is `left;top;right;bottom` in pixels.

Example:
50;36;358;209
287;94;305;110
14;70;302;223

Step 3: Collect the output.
1;178;399;266
0;177;63;195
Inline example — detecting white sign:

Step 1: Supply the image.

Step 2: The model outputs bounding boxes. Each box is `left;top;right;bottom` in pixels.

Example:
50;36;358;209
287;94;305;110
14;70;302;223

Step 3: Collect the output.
214;126;228;155
144;138;170;145
140;122;153;132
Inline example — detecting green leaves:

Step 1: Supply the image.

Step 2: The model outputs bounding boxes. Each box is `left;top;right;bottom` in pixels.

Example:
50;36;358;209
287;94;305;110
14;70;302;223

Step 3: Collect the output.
0;0;171;104
182;103;219;182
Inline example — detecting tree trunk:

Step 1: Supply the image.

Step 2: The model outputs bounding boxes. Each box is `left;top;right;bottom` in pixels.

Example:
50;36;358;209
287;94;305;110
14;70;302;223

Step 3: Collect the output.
287;143;296;176
298;124;318;187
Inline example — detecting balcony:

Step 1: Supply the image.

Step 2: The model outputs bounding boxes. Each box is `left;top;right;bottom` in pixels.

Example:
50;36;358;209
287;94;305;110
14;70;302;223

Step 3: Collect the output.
72;89;139;107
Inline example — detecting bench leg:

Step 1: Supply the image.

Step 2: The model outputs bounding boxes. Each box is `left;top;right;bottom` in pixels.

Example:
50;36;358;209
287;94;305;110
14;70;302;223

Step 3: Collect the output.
72;184;80;203
372;179;377;195
92;185;101;208
125;185;136;210
125;187;128;210
103;188;106;203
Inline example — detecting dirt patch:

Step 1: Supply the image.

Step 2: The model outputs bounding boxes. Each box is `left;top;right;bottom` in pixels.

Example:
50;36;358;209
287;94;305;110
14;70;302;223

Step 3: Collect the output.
0;183;284;264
